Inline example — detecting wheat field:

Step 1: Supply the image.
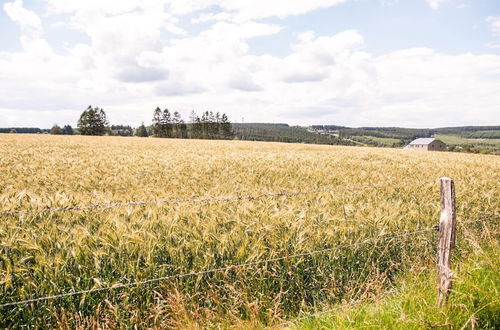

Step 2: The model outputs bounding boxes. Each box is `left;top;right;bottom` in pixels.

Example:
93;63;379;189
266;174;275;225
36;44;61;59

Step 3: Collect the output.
0;134;498;328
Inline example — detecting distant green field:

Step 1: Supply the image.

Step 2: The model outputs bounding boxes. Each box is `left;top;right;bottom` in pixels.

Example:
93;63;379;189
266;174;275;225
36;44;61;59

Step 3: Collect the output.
360;136;400;145
308;126;500;154
435;134;500;146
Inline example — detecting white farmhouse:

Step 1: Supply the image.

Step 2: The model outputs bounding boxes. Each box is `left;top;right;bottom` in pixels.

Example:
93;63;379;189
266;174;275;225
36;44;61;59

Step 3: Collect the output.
404;138;446;151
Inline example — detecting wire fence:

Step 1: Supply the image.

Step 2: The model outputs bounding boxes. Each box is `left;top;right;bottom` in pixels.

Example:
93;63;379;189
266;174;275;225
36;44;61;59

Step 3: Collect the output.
0;177;498;327
264;215;500;328
2;215;497;309
0;227;437;308
1;177;497;217
0;180;438;216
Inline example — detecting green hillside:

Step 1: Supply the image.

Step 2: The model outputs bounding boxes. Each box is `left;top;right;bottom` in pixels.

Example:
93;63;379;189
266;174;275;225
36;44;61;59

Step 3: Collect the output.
232;123;356;146
311;125;500;154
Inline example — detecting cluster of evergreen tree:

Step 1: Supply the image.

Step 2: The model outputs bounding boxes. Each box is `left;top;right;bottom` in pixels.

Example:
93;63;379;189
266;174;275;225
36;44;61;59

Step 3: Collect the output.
50;124;74;135
152;108;188;138
188;111;232;139
77;106;109;136
135;123;149;137
51;106;149;137
151;108;232;139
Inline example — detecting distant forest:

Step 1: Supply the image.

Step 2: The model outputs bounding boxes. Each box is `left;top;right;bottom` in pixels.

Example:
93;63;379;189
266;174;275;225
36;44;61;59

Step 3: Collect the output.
151;108;233;140
2;110;499;154
312;125;500;140
232;123;356;146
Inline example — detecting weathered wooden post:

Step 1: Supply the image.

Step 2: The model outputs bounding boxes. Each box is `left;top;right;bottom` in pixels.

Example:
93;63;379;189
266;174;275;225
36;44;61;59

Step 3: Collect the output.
437;177;457;307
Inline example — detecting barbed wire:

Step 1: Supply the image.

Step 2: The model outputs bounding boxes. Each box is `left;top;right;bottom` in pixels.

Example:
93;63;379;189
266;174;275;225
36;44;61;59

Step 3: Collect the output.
267;209;497;329
265;213;500;329
2;177;498;217
0;215;495;309
0;227;435;308
0;180;440;216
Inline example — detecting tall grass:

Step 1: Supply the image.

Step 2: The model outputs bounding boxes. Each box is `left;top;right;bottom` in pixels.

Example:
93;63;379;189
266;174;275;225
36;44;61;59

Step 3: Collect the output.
0;135;498;328
297;220;500;329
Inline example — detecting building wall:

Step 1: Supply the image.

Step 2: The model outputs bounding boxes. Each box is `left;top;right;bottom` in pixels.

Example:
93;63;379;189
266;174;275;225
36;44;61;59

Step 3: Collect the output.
427;141;446;151
407;144;427;150
406;141;446;151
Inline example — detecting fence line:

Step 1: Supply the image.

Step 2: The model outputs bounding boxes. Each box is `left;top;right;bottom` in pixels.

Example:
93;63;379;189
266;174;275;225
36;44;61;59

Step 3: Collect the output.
0;180;443;216
2;177;498;217
0;176;497;314
265;214;500;328
0;227;436;308
0;216;492;309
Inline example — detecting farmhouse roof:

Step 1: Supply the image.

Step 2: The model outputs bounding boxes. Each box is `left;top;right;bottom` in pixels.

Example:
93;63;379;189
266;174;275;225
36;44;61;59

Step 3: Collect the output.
409;138;438;145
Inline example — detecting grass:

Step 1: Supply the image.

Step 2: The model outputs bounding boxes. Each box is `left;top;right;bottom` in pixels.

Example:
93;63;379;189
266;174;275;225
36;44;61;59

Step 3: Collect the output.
296;239;499;329
435;134;500;146
0;134;499;328
363;136;400;145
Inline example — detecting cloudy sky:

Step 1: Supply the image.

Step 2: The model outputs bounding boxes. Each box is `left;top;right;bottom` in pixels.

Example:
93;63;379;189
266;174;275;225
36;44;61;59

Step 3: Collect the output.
1;0;499;128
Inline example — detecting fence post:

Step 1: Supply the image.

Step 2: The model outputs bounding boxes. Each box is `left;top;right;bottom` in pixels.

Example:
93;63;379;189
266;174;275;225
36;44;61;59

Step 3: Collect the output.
437;177;456;307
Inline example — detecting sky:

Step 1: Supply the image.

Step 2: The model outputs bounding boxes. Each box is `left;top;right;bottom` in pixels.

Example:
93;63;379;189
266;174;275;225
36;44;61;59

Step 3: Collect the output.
0;0;499;128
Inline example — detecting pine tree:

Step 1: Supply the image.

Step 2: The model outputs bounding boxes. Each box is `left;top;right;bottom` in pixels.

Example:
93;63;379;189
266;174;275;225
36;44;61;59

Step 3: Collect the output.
172;111;183;138
215;112;222;138
136;123;149;137
152;107;162;137
97;108;108;131
201;111;210;139
180;122;188;138
189;111;202;139
78;105;109;136
221;113;232;138
62;125;74;135
162;109;172;138
208;111;217;139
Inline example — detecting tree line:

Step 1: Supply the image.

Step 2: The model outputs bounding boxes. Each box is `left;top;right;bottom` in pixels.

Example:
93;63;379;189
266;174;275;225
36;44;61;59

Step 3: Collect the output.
151;108;232;139
152;108;188;138
40;105;233;139
188;111;232;139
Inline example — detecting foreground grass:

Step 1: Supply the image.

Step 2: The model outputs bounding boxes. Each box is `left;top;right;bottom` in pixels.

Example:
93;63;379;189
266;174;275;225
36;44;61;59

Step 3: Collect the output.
295;242;499;329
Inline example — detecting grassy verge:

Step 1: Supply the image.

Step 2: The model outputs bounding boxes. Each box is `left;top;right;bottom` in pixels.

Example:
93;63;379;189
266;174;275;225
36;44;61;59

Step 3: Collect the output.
294;248;499;329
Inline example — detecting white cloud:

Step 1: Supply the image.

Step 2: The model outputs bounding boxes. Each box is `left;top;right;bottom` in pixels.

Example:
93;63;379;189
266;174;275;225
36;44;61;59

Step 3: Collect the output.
380;0;399;6
154;79;205;96
3;0;52;56
45;0;350;22
4;0;42;37
189;0;349;22
290;30;364;65
426;0;450;10
227;73;263;92
486;16;500;49
0;0;499;128
487;16;500;36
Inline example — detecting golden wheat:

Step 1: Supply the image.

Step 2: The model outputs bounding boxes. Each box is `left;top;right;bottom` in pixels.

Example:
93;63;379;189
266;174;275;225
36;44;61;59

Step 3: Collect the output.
0;134;498;328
